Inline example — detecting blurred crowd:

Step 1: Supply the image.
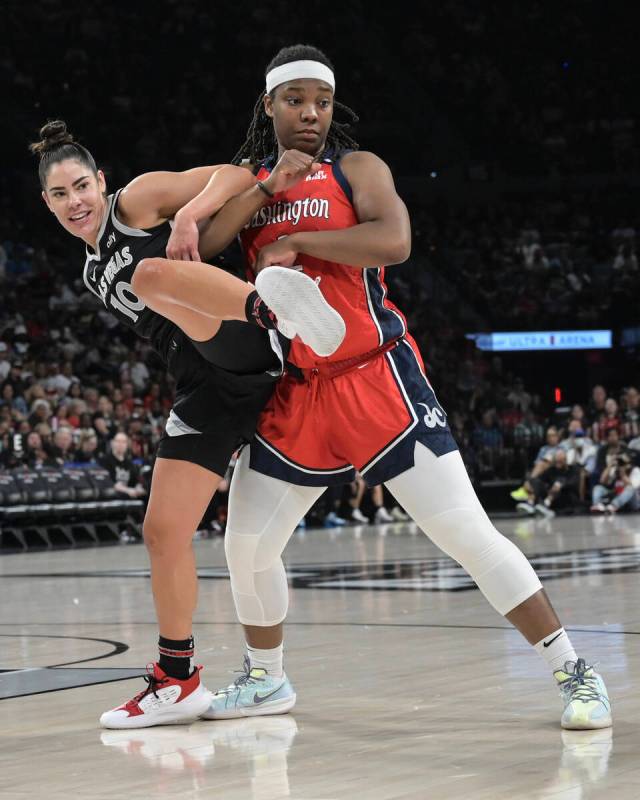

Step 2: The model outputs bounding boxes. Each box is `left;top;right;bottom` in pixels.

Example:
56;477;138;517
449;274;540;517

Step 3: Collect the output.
2;0;639;524
510;384;640;517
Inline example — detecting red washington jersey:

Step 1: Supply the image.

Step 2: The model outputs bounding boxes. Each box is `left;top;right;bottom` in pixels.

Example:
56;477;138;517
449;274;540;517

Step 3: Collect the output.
240;150;408;368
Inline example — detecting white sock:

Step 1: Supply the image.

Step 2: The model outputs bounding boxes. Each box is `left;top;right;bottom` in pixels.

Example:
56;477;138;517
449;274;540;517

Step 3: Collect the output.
247;643;284;677
533;627;578;674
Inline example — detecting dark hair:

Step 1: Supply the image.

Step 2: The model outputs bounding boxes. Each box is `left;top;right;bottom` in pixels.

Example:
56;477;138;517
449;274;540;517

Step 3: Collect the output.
232;44;360;165
29;120;98;189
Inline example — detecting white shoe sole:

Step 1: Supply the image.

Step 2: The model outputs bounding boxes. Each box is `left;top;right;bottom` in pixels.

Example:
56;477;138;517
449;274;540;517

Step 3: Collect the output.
255;267;346;357
561;713;612;731
201;692;297;720
100;685;213;729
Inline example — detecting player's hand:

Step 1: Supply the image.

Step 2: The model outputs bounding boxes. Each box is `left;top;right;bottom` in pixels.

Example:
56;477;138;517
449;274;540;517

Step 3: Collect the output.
261;149;322;195
166;212;200;262
254;236;300;272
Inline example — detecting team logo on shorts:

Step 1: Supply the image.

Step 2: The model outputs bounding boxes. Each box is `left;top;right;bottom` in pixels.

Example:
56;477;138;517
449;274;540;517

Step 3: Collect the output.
418;402;446;428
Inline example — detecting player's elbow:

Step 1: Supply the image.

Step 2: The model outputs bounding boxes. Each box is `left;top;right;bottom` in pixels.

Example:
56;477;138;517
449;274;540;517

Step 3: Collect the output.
386;234;411;265
132;257;168;299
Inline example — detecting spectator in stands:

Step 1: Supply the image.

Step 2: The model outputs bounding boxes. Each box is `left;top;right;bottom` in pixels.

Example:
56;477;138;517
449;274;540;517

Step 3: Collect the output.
74;431;100;465
560;419;597;501
50;426;76;466
562;419;597;468
3;360;27;396
92;415;113;452
512;425;562;504
622;386;640;439
524;449;582;517
2;383;28;416
507;378;532;412
121;353;150;394
591;451;640;514
22;431;57;469
569;404;587;426
0;342;11;381
591;398;623;443
28;398;52;429
100;432;147;501
587;385;607;424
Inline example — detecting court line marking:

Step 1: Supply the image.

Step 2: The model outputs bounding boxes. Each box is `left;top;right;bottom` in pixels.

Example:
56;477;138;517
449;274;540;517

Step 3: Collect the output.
3;622;639;635
0;633;128;668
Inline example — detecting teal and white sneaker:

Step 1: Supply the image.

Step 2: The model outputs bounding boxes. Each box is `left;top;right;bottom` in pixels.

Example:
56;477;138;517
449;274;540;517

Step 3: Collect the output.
554;659;612;730
201;657;296;720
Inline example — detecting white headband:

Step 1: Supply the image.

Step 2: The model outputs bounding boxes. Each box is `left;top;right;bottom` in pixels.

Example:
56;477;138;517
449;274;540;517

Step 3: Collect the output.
266;60;335;94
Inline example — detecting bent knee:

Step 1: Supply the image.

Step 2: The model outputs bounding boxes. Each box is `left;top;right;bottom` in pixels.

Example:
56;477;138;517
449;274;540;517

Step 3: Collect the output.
131;257;169;298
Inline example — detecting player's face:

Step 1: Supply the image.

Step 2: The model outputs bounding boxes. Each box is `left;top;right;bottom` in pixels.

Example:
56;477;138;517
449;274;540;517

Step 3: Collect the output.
42;159;107;245
265;79;334;155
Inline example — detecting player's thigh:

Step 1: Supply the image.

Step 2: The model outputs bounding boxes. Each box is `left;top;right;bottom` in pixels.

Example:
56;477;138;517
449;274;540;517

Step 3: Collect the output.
227;447;323;563
385;442;483;520
144;296;222;342
144;457;223;549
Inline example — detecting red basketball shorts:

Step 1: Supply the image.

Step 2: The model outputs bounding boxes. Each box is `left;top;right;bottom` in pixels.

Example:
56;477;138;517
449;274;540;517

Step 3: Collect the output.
248;336;458;486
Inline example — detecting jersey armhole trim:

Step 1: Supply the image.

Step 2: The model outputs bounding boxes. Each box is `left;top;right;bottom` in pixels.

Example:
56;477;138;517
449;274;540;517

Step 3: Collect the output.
111;189;153;238
332;156;354;204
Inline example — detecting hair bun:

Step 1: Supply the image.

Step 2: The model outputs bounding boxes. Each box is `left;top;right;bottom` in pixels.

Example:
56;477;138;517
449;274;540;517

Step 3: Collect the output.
29;120;75;156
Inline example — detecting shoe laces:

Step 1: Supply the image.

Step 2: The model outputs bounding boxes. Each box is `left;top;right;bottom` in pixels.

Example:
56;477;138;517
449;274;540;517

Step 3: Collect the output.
125;664;168;709
558;658;602;704
223;656;266;692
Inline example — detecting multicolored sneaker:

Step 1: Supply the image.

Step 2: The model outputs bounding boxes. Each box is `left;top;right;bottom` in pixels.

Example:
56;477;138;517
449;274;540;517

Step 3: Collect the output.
554;659;612;730
100;663;212;729
201;657;296;720
510;486;530;501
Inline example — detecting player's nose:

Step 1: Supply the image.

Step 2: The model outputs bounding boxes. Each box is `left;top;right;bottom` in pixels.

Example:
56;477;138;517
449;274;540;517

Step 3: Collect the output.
300;103;318;122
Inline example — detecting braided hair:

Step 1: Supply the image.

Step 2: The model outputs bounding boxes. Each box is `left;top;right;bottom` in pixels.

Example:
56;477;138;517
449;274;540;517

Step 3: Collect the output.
232;44;359;166
29;120;98;189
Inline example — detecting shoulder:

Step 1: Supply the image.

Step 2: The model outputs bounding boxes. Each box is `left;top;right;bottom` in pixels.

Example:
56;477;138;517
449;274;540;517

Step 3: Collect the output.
339;150;396;189
340;150;390;173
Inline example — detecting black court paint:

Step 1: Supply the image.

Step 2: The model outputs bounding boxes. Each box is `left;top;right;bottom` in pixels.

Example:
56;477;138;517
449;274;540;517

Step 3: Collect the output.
0;633;136;700
3;543;640;592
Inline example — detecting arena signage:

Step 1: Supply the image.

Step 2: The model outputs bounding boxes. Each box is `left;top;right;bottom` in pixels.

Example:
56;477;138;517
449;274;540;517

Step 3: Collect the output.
466;330;612;351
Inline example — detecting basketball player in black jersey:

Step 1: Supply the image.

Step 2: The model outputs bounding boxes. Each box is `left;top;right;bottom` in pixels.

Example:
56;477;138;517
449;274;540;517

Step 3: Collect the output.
30;120;345;729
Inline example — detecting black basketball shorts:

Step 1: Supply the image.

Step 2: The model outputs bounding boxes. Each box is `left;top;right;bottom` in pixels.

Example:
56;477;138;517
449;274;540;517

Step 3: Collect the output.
156;330;280;476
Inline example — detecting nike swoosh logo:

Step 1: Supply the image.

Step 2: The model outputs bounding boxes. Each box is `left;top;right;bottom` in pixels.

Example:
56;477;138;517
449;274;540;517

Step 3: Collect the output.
543;632;563;648
253;685;283;704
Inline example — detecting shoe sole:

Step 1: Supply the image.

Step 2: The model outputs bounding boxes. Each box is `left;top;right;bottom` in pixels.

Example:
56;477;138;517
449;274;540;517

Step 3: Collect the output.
255;267;346;357
201;692;297;720
100;686;213;729
561;714;612;730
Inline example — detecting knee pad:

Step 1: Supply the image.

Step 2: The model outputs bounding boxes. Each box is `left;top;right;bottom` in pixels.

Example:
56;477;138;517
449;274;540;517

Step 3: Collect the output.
424;507;542;615
224;528;289;626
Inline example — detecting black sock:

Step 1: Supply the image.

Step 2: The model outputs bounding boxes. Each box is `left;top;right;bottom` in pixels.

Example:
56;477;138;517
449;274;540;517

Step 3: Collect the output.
245;290;278;330
158;635;194;680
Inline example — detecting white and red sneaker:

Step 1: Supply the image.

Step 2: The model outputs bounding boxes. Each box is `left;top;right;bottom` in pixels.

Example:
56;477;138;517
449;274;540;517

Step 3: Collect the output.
100;663;213;729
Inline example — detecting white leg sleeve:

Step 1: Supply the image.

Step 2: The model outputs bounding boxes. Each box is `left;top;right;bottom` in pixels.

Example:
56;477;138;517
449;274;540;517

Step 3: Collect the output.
385;443;543;615
225;447;324;626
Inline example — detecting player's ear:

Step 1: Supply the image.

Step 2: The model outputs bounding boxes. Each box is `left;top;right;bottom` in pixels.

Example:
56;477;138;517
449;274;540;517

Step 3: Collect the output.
42;190;54;213
264;92;274;119
96;169;107;195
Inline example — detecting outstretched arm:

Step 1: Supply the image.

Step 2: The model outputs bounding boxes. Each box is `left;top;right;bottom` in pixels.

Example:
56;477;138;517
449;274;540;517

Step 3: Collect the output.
254;152;411;272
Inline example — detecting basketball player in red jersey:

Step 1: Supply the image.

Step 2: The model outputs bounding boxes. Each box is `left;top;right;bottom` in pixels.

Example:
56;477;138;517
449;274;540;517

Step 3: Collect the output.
185;45;611;730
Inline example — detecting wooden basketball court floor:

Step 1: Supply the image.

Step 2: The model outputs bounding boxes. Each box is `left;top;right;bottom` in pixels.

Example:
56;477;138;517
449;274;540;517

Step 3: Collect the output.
1;513;639;799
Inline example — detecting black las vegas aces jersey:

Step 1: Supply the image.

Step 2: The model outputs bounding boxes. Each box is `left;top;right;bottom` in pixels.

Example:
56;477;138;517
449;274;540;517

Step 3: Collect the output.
83;190;176;356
